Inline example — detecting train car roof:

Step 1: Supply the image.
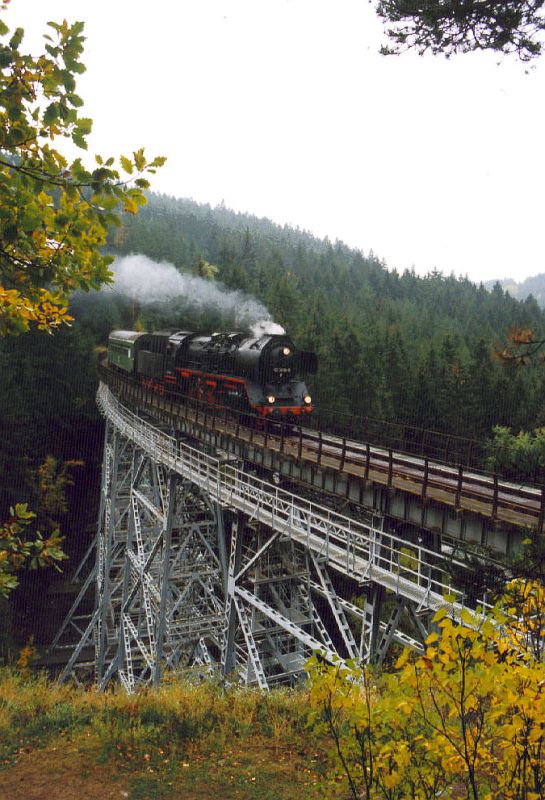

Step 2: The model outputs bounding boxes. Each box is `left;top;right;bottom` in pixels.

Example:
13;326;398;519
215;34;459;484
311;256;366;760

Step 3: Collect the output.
109;330;148;343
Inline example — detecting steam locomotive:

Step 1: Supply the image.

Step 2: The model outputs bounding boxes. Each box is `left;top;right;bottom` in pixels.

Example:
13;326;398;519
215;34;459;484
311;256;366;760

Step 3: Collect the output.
107;328;317;422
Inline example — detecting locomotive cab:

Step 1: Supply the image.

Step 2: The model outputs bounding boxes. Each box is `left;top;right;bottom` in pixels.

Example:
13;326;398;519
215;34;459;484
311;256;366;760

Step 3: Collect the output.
166;331;194;375
137;330;179;379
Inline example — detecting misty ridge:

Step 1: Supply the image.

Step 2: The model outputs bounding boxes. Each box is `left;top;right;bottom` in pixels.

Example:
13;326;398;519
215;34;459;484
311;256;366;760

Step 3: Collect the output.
100;253;285;337
485;274;545;308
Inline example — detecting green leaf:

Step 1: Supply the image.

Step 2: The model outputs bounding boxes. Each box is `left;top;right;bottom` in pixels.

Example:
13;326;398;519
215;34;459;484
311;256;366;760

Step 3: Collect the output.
120;155;133;174
76;117;93;134
133;148;146;171
127;188;147;207
71;131;87;150
4;224;18;242
70;21;85;37
14;503;35;520
43;102;58;126
9;27;24;49
58;100;70;121
67;59;86;74
21;209;42;230
61;70;76;92
67;93;84;108
92;167;112;183
0;46;12;67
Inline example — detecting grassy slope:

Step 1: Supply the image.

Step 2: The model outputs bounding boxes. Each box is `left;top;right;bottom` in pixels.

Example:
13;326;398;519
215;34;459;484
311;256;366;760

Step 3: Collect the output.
0;669;334;800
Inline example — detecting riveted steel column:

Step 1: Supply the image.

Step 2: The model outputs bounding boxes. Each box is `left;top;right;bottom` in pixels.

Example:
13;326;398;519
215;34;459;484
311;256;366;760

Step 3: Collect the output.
360;584;384;663
222;512;243;676
152;472;176;686
96;425;120;682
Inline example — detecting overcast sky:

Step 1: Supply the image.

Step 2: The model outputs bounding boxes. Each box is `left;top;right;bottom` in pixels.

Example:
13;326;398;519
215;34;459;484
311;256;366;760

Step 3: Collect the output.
5;0;545;283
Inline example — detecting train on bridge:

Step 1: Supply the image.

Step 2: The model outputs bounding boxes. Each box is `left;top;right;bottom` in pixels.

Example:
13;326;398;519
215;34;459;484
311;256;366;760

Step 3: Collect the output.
108;328;317;424
104;328;545;539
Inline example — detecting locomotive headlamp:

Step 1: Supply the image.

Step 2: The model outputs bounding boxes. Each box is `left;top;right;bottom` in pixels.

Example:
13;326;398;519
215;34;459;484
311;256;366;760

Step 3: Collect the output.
267;395;276;404
303;394;312;405
282;347;291;356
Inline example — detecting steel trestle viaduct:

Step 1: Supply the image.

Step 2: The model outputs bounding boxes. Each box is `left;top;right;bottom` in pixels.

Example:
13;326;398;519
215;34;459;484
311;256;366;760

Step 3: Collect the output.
50;373;542;690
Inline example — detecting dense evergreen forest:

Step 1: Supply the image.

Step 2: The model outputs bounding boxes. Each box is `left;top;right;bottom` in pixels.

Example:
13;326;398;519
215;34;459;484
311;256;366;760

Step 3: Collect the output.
2;192;545;648
112;193;545;438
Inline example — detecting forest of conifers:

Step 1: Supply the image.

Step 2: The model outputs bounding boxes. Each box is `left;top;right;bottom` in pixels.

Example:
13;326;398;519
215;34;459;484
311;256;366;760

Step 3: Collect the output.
1;191;545;648
114;193;545;440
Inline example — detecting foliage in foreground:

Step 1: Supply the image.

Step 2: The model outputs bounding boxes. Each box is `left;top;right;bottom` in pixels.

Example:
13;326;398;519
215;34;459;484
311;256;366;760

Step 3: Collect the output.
0;503;65;598
0;8;165;336
309;579;545;800
0;456;83;598
0;1;162;607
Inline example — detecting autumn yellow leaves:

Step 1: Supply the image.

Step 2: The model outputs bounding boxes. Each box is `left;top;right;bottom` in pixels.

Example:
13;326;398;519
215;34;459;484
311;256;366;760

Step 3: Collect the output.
308;582;545;800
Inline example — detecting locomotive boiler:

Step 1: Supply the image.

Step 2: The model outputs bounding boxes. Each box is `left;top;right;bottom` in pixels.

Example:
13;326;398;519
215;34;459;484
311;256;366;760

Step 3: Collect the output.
107;328;317;422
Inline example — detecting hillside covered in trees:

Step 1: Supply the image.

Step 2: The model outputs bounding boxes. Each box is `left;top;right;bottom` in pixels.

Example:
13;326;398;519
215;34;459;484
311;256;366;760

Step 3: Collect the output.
110;192;545;440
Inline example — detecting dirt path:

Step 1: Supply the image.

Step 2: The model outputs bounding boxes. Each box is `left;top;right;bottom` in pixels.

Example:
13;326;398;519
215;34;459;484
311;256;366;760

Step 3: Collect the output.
1;746;129;800
1;738;327;800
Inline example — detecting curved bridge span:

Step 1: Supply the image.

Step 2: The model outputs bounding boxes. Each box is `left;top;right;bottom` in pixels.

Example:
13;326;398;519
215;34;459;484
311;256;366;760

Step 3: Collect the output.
51;380;519;690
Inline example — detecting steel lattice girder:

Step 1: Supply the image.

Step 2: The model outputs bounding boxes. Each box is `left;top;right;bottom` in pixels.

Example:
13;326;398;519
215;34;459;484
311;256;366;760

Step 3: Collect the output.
54;425;226;690
52;386;473;689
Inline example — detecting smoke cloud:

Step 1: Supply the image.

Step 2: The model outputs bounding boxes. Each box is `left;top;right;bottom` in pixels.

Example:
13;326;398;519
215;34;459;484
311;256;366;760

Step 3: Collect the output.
106;254;285;336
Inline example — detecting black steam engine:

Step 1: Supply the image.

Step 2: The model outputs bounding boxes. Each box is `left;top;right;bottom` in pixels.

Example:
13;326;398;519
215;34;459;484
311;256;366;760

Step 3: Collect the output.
108;328;317;422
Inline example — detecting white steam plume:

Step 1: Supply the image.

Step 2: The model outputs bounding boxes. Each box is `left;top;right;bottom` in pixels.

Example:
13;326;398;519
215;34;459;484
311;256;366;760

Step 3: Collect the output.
106;254;285;335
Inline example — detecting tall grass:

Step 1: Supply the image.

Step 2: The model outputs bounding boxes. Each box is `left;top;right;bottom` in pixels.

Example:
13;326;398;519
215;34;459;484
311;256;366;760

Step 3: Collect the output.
0;668;312;765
